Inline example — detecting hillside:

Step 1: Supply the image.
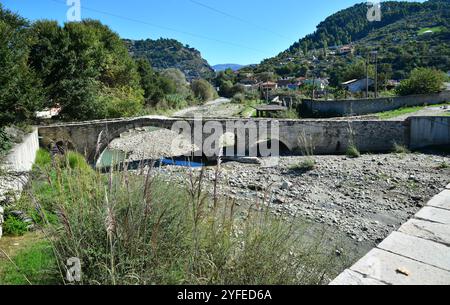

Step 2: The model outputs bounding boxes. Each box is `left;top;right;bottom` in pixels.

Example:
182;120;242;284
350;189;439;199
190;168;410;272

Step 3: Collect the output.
254;0;450;80
125;38;215;81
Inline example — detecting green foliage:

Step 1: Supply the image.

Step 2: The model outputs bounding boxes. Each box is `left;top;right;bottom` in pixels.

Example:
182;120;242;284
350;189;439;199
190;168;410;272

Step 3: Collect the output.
0;5;44;125
3;216;28;236
191;79;217;102
65;151;91;172
396;68;446;96
254;1;450;83
27;20;144;120
34;149;52;168
438;161;449;169
346;145;361;158
392;143;410;154
290;159;316;172
0;239;58;285
17;152;345;285
232;93;246;104
0;127;12;156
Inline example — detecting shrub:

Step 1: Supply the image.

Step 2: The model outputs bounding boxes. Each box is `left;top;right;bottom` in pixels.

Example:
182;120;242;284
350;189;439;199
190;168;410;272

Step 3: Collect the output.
346;145;361;158
163;94;189;109
24;153;344;285
438;162;449;169
3;215;28;236
232;93;246;104
191;79;217;103
396;68;445;96
392;143;410;154
290;159;316;172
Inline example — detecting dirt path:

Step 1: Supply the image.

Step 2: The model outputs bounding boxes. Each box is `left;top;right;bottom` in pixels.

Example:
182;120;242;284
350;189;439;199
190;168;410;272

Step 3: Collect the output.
172;97;242;118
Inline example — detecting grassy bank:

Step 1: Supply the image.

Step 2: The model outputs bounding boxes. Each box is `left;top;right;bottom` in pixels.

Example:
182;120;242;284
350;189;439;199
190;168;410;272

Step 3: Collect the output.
0;149;349;285
376;102;450;120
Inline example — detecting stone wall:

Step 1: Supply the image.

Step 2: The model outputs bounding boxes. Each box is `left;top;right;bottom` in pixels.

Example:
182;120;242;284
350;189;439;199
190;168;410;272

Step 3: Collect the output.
278;119;409;154
0;128;39;238
301;91;450;117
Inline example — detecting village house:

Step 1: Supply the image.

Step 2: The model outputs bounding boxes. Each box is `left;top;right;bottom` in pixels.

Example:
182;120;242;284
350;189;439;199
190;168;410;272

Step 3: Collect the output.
341;78;375;93
260;81;278;92
338;45;354;56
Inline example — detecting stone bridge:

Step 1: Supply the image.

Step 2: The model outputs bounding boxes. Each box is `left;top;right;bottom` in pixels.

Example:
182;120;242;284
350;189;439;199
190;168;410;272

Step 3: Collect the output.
38;115;411;164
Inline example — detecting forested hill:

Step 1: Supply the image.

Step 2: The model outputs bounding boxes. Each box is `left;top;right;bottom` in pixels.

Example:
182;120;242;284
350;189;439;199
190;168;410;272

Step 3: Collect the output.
257;0;450;76
124;38;215;81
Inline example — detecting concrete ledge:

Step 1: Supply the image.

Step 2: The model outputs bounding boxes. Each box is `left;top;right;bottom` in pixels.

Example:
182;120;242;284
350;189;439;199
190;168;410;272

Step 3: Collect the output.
415;206;450;225
399;219;450;246
349;248;450;285
427;190;450;211
330;269;386;285
378;231;450;272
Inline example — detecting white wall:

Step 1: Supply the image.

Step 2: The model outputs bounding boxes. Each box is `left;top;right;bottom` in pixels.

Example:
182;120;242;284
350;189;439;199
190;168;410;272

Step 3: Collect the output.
0;128;39;238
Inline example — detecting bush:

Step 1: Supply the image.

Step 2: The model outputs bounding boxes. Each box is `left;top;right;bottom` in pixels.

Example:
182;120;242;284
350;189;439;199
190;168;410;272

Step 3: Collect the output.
396;68;445;96
290;159;316;172
346;145;361;158
191;79;217;103
232;93;246;104
392;143;410;154
3;215;28;236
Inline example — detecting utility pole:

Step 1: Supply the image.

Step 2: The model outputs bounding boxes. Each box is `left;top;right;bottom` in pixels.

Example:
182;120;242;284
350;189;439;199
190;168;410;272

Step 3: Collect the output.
372;51;379;98
312;74;316;100
366;53;369;99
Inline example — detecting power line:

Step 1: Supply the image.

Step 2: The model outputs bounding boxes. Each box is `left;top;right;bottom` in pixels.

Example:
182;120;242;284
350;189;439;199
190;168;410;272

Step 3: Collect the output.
188;0;291;41
48;0;266;54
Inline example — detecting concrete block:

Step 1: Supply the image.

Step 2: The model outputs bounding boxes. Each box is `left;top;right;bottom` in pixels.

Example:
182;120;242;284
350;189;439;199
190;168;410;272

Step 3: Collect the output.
427;190;450;211
415;206;450;224
378;231;450;271
399;219;450;246
329;269;386;285
350;248;450;285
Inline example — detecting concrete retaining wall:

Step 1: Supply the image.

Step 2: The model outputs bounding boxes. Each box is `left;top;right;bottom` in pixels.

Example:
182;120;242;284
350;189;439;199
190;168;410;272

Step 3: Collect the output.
301;91;450;117
278;120;409;154
410;117;450;150
0;128;39;238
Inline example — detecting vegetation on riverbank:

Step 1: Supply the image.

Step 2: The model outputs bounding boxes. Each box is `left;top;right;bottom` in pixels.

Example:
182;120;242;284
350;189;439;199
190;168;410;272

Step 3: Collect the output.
0;4;217;126
0;149;349;285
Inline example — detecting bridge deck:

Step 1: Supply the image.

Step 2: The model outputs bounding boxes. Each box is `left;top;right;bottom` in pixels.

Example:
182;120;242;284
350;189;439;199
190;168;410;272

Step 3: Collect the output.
330;183;450;285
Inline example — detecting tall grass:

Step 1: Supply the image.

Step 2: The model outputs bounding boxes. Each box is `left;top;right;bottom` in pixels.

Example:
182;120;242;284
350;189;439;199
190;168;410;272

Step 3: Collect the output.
16;150;345;285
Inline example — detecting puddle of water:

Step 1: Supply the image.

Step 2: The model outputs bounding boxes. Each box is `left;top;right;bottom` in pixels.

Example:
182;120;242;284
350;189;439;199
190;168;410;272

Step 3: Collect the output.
156;158;204;168
97;148;205;170
96;149;127;169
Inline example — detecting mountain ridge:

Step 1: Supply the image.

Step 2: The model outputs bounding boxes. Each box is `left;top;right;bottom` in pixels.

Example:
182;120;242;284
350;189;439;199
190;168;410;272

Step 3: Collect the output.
124;38;215;81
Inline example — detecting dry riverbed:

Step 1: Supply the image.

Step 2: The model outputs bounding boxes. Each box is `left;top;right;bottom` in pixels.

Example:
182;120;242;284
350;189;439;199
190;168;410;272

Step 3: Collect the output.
139;153;450;248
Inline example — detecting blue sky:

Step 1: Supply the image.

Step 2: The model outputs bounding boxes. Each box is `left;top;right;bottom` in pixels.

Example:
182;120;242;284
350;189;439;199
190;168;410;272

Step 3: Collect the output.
1;0;423;65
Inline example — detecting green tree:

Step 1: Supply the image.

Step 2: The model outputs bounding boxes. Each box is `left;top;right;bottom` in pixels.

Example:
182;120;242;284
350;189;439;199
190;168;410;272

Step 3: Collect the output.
28;19;144;120
0;4;44;125
191;79;217;103
396;68;445;96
